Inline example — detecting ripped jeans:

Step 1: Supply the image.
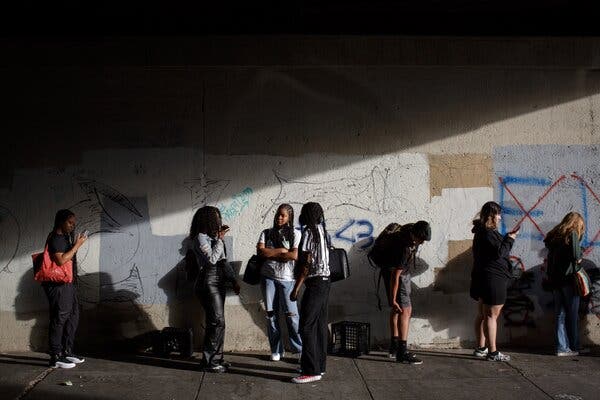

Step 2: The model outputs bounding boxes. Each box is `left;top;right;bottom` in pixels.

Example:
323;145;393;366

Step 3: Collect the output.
261;277;302;355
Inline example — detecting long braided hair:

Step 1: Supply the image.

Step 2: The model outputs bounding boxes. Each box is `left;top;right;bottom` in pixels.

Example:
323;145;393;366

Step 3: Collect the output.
268;203;295;248
299;202;328;250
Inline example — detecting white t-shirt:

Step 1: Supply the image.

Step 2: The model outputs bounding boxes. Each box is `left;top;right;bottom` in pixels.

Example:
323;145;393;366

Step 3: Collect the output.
258;228;301;281
301;224;330;278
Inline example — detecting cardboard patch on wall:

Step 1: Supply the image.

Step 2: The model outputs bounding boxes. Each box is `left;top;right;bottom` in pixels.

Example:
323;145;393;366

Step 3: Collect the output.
428;154;492;198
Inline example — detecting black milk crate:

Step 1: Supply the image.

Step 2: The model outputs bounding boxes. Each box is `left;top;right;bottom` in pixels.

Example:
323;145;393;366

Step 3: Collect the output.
329;321;370;357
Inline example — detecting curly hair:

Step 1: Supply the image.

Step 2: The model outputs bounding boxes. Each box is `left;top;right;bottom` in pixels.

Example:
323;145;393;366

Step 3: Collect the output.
189;206;222;239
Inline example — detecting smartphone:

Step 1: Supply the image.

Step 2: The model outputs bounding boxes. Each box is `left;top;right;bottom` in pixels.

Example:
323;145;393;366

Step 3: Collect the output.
221;225;230;233
509;225;520;234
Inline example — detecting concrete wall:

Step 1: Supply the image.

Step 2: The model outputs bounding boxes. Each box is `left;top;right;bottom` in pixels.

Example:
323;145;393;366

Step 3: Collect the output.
2;36;600;352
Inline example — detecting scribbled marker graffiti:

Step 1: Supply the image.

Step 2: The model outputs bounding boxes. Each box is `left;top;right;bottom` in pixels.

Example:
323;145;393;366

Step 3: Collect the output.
503;256;536;328
0;205;20;274
260;167;404;224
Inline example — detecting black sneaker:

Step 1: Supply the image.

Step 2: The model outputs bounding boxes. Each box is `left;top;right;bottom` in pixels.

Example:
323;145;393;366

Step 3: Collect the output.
388;339;399;359
397;352;423;365
64;353;85;364
49;356;76;369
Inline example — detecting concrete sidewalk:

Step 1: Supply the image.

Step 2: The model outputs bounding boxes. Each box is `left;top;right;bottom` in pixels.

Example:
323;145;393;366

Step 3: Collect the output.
2;349;599;400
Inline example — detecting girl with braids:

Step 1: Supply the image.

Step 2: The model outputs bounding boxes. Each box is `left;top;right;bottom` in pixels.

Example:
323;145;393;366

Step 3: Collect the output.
257;204;303;361
544;212;585;356
290;202;330;384
470;201;519;362
189;206;240;373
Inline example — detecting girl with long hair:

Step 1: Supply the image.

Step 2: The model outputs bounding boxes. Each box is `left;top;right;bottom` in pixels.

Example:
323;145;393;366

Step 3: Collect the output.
471;201;518;362
189;206;240;373
544;212;585;356
257;204;302;361
290;202;330;384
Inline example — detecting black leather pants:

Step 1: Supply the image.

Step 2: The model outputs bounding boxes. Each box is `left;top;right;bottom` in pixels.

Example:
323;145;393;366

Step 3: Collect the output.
199;266;226;367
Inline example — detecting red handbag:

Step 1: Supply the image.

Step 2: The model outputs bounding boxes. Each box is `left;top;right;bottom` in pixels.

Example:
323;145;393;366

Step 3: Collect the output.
32;244;73;283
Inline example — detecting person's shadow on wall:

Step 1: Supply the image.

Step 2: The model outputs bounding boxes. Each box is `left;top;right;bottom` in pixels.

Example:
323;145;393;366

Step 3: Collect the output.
14;271;156;355
578;258;600;352
157;237;206;353
326;238;431;349
158;237;256;354
14;271;48;351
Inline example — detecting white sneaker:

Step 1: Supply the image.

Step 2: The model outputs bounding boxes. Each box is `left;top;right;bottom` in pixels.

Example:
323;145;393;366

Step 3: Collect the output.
487;351;510;362
556;350;579;357
270;353;281;361
473;347;489;357
50;356;76;369
64;353;85;364
292;374;322;384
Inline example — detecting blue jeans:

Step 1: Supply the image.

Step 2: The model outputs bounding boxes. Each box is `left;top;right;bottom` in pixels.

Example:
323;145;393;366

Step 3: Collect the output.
261;277;302;355
553;284;580;352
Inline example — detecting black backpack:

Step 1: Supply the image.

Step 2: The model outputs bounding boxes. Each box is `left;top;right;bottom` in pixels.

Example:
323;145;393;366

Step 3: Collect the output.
367;223;403;268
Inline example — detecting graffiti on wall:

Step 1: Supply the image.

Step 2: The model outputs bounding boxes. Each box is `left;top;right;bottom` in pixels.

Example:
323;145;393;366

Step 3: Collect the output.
183;177;231;209
218;187;253;221
260;167;413;224
0;205;20;274
495;145;600;332
334;218;374;249
503;256;536;327
498;174;600;252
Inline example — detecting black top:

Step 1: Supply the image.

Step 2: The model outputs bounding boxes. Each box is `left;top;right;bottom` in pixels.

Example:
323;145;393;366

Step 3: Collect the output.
472;225;514;279
387;226;417;271
47;232;77;283
545;231;583;288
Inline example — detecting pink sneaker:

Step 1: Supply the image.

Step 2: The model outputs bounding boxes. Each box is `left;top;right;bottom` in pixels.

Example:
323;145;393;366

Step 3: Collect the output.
291;374;322;384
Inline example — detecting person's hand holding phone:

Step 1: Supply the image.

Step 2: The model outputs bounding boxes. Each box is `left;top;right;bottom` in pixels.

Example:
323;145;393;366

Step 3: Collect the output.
75;230;88;249
508;225;520;240
218;225;230;240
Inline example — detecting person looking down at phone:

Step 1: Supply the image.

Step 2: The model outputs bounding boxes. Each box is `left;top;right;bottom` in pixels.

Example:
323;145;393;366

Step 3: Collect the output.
189;206;240;373
42;209;88;369
471;201;519;362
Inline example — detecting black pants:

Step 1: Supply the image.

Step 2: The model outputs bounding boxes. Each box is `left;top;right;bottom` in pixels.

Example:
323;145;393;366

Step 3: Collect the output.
42;283;79;356
198;267;226;367
299;276;330;375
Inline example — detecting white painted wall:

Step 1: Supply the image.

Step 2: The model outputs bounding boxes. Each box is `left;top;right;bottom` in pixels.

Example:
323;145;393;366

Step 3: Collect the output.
2;60;600;352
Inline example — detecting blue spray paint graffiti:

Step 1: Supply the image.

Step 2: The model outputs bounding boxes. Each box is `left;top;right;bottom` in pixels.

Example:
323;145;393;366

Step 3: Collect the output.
334;219;374;249
218;187;253;221
497;175;551;238
498;174;600;249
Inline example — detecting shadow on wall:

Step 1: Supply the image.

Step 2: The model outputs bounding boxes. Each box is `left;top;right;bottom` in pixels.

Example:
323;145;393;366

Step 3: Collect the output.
14;270;49;351
411;246;551;349
157;237;206;351
157;237;262;352
578;259;600;349
14;271;157;354
324;237;432;349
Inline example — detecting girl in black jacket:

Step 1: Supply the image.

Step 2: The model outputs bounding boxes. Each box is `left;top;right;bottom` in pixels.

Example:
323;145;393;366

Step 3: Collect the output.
471;201;518;362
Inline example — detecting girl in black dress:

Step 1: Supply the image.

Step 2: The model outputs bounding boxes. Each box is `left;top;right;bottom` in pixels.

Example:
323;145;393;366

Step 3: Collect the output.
471;201;518;361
